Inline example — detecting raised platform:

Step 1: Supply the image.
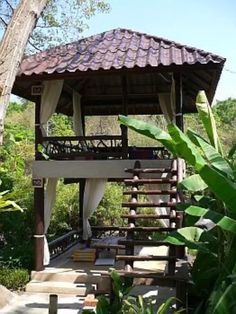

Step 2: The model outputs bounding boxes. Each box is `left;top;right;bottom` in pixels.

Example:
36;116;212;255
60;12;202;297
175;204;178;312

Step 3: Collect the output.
26;243;169;295
32;159;173;179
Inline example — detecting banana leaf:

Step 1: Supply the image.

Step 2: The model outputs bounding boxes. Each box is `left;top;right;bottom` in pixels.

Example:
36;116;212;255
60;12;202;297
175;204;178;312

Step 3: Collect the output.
185;205;236;234
207;275;236;314
187;129;234;178
118;115;176;154
167;123;206;171
179;174;208;192
196;91;222;154
199;164;236;213
163;227;210;253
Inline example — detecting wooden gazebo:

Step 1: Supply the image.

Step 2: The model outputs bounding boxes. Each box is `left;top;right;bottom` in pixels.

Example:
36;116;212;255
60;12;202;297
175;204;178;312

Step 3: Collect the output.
13;28;225;284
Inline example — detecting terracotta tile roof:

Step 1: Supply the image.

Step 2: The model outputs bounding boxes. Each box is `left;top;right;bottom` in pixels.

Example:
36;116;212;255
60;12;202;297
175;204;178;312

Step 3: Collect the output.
18;28;225;76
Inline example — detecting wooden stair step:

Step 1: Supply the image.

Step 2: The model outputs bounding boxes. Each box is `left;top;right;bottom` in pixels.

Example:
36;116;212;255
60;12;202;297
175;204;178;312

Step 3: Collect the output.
91;243;125;250
122;202;177;208
115;270;183;280
118;239;175;246
116;255;177;261
121;214;177;220
119;226;176;232
91;226;176;232
123;189;177;195
124;178;177;185
125;168;176;174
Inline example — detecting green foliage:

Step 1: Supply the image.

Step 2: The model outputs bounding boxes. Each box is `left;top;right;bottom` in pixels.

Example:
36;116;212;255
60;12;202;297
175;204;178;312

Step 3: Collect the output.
0;267;29;290
83;270;179;314
0;0;111;53
91;183;124;226
118;91;236;313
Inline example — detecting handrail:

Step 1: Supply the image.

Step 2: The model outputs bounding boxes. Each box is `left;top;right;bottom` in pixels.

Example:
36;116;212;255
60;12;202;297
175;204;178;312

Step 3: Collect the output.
49;230;81;259
43;135;122;141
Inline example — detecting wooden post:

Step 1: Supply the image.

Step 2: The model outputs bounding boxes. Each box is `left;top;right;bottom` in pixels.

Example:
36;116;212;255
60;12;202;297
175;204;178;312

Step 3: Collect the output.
174;73;184;131
79;179;86;230
34;98;45;271
49;294;58;314
121;75;128;159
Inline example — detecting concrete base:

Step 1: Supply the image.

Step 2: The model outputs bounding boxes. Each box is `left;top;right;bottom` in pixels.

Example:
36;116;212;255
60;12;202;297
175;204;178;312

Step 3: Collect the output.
26;281;89;295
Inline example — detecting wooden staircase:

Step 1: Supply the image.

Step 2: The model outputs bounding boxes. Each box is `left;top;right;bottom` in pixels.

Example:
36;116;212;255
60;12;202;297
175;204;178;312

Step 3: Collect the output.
116;159;185;279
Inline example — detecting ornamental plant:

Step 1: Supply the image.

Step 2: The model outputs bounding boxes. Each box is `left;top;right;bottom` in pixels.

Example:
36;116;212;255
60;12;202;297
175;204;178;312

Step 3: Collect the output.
119;91;236;313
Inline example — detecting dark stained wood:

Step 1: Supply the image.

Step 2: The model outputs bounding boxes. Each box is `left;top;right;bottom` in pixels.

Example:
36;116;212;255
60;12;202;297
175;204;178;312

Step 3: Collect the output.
121;214;178;220
167;245;176;276
122;201;177;208
34;96;44;271
118;239;178;246
91;226;175;232
125;168;177;174
35;97;43;159
123;189;177;195
34;184;45;271
116;255;177;261
79;179;85;229
124;178;177;185
43;135;122;141
174;73;184;131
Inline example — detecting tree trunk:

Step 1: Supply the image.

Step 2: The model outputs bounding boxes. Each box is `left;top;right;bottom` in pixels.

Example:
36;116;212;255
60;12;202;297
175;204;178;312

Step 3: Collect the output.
0;0;48;144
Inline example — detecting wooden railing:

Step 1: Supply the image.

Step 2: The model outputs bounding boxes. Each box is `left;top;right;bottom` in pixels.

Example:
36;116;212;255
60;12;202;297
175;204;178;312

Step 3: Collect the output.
41;135;124;160
39;135;172;160
49;230;80;259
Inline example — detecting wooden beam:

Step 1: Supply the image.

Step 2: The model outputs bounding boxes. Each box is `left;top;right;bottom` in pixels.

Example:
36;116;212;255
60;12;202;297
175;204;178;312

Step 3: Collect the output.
34;184;45;271
34;96;44;271
121;75;128;158
16;62;223;82
35;97;43;159
79;179;85;230
174;73;184;131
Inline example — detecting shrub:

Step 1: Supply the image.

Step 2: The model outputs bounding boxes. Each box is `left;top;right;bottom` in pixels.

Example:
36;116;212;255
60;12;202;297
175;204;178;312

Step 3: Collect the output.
0;268;29;290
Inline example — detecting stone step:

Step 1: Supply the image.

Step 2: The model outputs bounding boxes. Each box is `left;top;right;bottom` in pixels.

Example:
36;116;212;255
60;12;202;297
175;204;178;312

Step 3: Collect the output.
25;281;91;295
31;270;110;286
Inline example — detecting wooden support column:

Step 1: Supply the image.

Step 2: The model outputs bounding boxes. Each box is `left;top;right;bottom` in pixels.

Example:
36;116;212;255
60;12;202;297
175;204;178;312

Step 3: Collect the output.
79;179;86;230
174;73;184;131
121;75;128;159
34;97;45;271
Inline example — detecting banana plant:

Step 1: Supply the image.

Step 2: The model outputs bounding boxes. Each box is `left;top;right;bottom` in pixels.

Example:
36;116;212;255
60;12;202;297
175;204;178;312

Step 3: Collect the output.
118;91;236;313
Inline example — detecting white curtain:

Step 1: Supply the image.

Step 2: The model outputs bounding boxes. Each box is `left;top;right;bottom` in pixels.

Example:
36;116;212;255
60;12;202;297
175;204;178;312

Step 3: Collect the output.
158;76;176;123
72;90;107;240
44;178;58;265
40;80;64;135
83;179;107;240
40;79;63;265
73;91;84;136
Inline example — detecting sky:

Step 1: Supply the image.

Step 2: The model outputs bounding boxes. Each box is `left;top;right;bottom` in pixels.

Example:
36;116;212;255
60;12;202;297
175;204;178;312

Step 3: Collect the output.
81;0;236;101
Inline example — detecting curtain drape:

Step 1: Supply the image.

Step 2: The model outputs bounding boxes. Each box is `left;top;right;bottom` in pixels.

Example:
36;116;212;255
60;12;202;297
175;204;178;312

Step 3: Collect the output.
72;91;107;240
40;80;64;135
44;178;58;265
40;80;63;265
73;90;84;136
83;179;107;240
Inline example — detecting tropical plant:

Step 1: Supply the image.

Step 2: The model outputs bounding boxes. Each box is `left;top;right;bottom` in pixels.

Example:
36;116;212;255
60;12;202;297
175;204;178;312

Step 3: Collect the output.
82;270;180;314
118;90;236;313
0;182;22;213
